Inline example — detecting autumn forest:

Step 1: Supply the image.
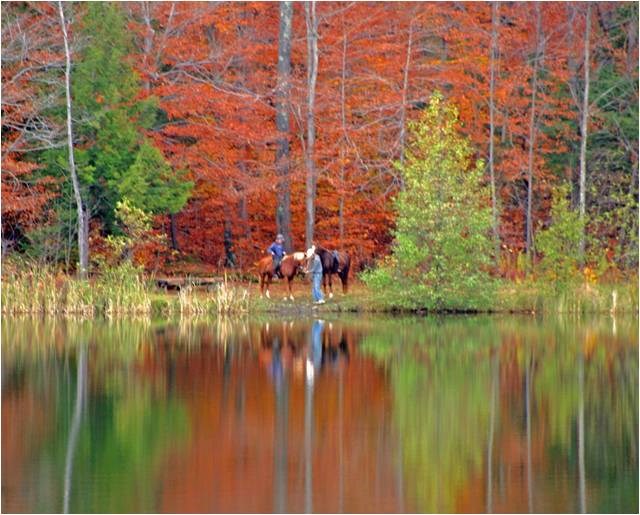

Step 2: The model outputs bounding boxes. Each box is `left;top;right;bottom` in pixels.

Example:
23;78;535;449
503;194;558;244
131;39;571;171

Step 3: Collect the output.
2;4;639;512
1;1;638;310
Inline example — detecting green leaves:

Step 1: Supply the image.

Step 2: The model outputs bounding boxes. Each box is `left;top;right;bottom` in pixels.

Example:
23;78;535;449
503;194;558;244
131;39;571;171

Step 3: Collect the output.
120;141;192;215
39;2;192;247
536;185;585;287
364;93;495;311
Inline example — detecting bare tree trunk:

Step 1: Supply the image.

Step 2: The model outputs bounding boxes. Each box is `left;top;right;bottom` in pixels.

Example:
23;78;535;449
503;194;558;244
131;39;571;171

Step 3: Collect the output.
276;1;293;252
169;213;179;251
141;1;155;94
238;178;251;266
223;202;236;268
578;4;591;260
58;1;88;278
338;21;348;247
525;3;542;262
488;1;501;259
304;1;319;249
398;17;414;174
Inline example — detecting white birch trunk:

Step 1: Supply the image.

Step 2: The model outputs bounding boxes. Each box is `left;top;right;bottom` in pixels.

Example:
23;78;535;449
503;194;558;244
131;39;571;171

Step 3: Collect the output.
489;2;501;258
525;3;542;261
578;4;591;260
305;1;319;249
58;1;88;278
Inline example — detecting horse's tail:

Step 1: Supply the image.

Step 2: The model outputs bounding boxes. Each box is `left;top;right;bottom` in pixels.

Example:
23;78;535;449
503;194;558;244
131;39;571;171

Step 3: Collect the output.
340;253;351;293
247;260;265;282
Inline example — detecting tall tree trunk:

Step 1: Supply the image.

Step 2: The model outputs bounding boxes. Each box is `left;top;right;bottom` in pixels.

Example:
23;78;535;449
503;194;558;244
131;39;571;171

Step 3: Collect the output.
488;1;501;259
58;1;89;278
276;1;293;252
525;3;542;262
304;1;319;249
238;181;251;266
169;213;179;251
398;17;414;174
578;4;591;260
141;1;155;94
338;20;348;247
223;194;236;268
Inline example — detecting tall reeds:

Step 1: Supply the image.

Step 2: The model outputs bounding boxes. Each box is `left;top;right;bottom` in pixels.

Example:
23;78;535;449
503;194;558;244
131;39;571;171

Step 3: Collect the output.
2;264;151;316
174;276;249;316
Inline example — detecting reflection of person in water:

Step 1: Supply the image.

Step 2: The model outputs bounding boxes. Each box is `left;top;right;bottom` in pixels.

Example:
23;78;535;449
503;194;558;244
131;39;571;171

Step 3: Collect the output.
306;319;324;385
269;336;285;393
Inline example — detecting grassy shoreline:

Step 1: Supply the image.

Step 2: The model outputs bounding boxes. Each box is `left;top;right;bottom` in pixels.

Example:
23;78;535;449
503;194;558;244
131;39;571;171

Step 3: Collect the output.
1;266;637;318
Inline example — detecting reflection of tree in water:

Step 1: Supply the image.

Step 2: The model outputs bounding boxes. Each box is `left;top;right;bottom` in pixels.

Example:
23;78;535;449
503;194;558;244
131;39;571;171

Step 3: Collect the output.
529;319;638;513
3;316;636;513
360;316;638;513
360;318;498;512
3;319;190;513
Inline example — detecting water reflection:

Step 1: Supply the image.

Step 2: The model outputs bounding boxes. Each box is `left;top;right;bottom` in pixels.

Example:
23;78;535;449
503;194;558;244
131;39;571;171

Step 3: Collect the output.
2;315;638;513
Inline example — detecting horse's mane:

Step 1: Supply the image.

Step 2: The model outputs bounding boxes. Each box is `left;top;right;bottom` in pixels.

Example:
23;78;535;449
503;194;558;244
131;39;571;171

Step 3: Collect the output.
314;244;331;256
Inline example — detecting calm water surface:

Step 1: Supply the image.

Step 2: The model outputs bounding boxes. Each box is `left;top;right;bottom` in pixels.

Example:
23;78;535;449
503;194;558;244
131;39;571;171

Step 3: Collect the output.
2;315;638;513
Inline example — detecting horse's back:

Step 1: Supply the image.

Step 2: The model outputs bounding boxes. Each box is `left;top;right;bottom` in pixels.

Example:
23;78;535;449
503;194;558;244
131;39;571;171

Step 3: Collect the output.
256;255;273;273
280;253;304;277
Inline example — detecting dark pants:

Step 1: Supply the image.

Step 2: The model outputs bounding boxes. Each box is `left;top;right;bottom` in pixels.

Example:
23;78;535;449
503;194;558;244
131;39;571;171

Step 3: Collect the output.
273;255;283;276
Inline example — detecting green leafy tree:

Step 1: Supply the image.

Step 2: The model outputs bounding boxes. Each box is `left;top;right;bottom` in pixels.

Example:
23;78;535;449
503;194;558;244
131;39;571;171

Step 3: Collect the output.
119;141;191;215
536;185;585;286
364;92;495;310
40;3;191;257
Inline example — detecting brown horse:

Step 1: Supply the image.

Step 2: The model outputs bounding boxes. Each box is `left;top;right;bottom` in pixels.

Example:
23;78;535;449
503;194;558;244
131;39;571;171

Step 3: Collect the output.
255;252;306;300
311;244;351;298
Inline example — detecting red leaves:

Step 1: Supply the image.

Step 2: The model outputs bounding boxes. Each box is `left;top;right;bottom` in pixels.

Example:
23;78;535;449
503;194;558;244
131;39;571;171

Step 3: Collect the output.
3;2;635;274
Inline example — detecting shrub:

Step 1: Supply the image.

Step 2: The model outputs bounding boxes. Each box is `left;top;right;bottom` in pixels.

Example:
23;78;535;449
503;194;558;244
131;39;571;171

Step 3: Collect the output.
536;185;585;288
363;92;495;311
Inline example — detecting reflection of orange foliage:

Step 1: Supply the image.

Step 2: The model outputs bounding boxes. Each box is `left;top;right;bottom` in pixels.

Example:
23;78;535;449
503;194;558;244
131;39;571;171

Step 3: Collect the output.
2;386;52;513
156;321;402;513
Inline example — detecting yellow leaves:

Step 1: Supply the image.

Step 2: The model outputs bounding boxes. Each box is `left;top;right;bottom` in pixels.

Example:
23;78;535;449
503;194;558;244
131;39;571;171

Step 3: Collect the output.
582;266;598;285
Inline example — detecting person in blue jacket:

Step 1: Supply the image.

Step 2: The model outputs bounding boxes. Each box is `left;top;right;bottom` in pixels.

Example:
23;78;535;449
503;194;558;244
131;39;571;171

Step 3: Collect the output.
305;246;325;304
268;233;286;278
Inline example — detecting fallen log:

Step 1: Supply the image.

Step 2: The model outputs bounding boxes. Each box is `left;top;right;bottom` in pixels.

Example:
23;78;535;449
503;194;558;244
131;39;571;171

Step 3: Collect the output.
155;276;223;290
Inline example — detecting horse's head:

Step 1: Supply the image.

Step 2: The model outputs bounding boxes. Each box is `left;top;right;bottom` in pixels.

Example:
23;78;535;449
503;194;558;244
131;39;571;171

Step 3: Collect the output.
288;251;307;277
312;244;334;270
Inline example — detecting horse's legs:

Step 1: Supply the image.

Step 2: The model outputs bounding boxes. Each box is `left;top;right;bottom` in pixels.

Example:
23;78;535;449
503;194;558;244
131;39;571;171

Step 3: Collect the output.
341;275;348;294
287;277;294;301
328;274;334;299
341;269;349;294
265;274;271;299
259;273;264;297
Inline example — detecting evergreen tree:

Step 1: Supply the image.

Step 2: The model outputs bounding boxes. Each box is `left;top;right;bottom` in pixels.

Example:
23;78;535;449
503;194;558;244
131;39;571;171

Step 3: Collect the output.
364;93;495;310
41;2;191;250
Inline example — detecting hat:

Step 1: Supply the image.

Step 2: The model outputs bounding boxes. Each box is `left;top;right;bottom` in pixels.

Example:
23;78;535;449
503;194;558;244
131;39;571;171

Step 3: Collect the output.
305;245;316;258
276;233;284;242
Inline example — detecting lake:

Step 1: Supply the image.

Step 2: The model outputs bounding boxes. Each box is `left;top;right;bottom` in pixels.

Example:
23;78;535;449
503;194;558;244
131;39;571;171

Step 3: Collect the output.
2;315;637;513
